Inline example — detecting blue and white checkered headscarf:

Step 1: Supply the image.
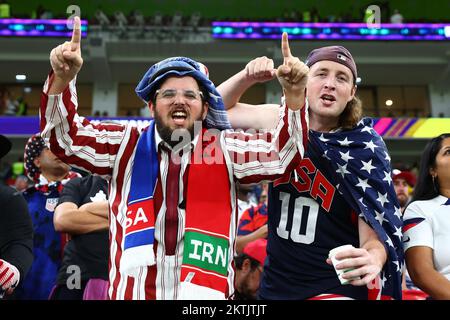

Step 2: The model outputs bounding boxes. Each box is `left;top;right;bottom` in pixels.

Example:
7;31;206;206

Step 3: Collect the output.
135;57;231;130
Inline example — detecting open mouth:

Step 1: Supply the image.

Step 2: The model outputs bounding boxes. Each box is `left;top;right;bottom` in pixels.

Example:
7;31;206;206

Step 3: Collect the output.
320;94;336;105
171;109;188;125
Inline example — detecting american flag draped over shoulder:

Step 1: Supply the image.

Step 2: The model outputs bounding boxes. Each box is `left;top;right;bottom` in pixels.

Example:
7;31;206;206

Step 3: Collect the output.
308;117;404;300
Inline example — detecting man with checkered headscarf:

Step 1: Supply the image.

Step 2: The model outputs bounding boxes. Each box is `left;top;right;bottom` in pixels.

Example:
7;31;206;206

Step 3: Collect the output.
14;134;79;300
39;18;308;300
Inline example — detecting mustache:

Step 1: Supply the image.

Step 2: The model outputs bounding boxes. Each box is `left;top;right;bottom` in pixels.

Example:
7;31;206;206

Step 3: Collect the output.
170;106;189;114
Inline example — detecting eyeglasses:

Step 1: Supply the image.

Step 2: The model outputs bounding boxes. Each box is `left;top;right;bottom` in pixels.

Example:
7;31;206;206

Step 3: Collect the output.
155;88;204;102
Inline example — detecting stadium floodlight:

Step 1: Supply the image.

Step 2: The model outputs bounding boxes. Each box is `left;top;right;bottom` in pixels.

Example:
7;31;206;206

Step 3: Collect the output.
114;11;128;37
171;11;183;28
189;12;201;32
131;10;146;38
95;10;110;28
114;11;128;27
151;11;165;41
133;10;145;27
153;11;163;26
170;11;183;41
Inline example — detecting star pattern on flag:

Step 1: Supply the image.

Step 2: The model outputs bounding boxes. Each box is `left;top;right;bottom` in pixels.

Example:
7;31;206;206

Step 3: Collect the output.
393;260;401;272
375;210;385;224
358;197;367;207
339;150;354;162
356;177;371;192
361;126;373;134
336;163;351;178
393;225;403;240
363;140;378;153
361;159;376;174
308;117;404;300
380;273;387;288
394;206;402;220
383;171;393;185
337;137;353;147
319;133;330;142
336;184;343;195
385;237;394;248
376;192;389;207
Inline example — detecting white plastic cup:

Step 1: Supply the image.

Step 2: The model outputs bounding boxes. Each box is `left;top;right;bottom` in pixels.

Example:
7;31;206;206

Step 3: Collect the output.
328;244;361;285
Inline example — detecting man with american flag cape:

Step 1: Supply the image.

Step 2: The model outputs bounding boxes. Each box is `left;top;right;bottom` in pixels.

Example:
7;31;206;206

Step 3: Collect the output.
218;45;403;300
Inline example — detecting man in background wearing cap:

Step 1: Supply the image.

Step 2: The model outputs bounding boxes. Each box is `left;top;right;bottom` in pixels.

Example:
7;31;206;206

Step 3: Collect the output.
38;18;308;300
14;134;79;300
235;193;268;254
0;135;33;299
218;44;402;300
391;169;425;296
232;239;267;300
392;169;416;213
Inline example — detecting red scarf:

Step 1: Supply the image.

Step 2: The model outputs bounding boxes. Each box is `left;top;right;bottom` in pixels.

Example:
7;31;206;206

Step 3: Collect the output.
123;126;235;299
179;130;234;299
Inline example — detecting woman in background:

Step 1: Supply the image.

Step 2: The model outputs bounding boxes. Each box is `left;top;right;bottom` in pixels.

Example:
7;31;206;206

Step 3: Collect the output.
403;133;450;299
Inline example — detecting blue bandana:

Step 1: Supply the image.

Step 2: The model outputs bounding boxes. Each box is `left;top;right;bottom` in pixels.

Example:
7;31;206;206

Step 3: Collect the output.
135;57;231;130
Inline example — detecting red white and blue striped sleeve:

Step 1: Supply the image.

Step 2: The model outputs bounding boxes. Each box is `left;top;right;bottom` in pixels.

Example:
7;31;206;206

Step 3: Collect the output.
40;72;127;177
224;101;308;184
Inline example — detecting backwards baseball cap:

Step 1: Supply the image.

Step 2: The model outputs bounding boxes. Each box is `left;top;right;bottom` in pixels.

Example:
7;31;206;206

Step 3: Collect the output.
135;57;231;130
0;134;12;159
23;134;47;182
305;46;357;82
243;238;267;266
392;169;416;187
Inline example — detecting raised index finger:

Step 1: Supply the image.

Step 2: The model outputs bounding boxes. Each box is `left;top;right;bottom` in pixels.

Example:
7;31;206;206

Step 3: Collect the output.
70;16;81;50
281;32;292;62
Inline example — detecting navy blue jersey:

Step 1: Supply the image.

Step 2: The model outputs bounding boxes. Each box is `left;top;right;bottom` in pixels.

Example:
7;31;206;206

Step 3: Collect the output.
260;144;368;300
56;175;109;285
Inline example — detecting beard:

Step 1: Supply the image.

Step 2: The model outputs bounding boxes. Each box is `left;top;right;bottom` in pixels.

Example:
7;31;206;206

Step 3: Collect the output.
235;274;258;300
153;106;204;149
154;117;195;149
397;194;408;208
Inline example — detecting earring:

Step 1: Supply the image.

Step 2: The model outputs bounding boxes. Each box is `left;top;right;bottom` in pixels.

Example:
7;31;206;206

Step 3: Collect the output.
432;175;438;193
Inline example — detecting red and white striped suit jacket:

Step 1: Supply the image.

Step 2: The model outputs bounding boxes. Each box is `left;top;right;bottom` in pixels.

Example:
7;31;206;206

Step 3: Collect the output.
40;75;308;299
